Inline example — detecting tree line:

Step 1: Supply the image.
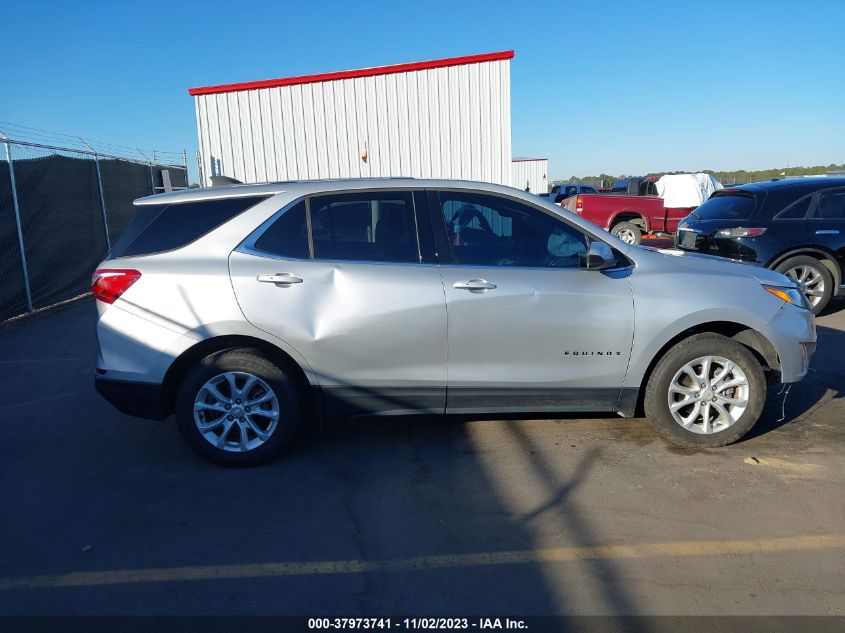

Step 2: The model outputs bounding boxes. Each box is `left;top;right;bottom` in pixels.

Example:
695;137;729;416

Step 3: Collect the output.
555;163;845;187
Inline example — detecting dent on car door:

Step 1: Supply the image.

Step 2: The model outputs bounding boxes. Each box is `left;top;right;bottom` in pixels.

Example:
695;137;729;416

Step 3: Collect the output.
427;190;635;414
229;191;448;417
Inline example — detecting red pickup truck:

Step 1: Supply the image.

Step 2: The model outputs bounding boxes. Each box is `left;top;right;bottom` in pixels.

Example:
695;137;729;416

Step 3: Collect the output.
561;174;722;245
563;193;693;245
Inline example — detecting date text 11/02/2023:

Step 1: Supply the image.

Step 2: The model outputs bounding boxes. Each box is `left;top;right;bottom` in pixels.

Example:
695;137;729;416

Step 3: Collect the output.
307;618;528;630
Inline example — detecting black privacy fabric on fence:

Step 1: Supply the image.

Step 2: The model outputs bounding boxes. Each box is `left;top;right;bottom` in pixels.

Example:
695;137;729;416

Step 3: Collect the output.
153;165;188;191
12;154;107;310
100;159;153;245
0;161;28;321
0;148;188;321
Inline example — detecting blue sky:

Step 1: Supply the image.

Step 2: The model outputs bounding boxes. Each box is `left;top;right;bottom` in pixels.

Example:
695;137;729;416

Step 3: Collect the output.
1;0;842;182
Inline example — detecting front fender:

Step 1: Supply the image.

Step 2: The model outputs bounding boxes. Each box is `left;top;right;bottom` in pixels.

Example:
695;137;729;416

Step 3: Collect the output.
623;306;774;390
623;262;787;390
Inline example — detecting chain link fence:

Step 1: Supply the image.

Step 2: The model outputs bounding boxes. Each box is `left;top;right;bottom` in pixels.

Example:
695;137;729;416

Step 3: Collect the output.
0;138;188;322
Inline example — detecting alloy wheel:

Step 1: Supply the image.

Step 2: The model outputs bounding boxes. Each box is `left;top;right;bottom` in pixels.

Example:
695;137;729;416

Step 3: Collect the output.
667;355;749;435
193;371;280;452
616;228;637;244
785;264;825;308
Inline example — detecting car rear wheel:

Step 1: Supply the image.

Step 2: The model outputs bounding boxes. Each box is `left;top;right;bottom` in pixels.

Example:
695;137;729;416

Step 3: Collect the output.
644;333;766;448
611;221;642;245
175;349;301;466
774;256;833;315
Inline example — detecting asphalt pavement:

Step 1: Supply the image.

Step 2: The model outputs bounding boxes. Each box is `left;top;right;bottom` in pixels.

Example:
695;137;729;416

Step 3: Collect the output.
0;294;843;617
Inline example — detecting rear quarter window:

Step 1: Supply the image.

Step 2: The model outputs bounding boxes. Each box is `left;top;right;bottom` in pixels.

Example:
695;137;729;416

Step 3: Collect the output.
111;195;269;258
774;195;812;220
695;193;757;220
758;185;819;219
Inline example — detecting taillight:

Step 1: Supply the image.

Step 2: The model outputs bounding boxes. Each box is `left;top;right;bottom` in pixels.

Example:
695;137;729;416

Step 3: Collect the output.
575;195;583;213
716;227;767;238
91;269;141;304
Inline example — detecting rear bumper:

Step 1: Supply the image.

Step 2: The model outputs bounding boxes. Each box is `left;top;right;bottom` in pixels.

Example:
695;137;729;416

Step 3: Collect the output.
95;376;168;420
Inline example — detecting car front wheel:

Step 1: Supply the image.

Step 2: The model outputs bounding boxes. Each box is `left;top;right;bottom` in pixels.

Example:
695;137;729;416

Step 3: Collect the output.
775;255;833;315
175;349;301;466
644;333;766;447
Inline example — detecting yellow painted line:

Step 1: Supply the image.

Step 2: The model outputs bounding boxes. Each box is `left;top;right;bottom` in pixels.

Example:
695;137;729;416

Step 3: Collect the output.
2;533;843;591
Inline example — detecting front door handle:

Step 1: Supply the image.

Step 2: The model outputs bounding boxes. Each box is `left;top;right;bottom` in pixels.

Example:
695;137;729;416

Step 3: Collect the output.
815;229;840;235
257;273;303;285
453;279;497;291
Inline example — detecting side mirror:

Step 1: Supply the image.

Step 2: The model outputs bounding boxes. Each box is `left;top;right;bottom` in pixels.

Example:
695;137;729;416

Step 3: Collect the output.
582;241;617;270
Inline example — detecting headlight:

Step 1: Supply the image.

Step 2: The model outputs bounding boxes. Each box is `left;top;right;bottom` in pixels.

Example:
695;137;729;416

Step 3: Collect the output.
763;284;810;310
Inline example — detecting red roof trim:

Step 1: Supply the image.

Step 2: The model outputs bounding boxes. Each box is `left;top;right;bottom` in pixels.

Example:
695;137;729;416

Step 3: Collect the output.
188;50;515;96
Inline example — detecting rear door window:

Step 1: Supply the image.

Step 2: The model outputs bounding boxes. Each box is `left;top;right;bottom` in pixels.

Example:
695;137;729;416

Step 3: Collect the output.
813;189;845;220
252;201;309;259
694;193;757;220
309;192;420;263
112;195;269;258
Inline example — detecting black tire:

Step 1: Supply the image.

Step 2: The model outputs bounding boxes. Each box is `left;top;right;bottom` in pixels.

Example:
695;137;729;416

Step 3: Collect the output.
175;349;301;466
774;255;834;315
644;333;766;448
611;221;642;245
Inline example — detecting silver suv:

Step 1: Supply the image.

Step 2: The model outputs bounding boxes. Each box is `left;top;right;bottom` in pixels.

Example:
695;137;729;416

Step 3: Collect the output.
93;179;816;465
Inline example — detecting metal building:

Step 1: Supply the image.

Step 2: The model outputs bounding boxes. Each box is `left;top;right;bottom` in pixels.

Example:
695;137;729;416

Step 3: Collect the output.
511;157;548;194
190;51;514;188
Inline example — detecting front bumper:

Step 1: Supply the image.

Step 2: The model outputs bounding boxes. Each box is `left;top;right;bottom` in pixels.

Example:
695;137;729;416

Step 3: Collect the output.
95;376;168;420
765;304;817;383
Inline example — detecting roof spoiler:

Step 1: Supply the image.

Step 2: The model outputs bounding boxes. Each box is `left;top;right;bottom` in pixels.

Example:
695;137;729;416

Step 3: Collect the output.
211;175;243;187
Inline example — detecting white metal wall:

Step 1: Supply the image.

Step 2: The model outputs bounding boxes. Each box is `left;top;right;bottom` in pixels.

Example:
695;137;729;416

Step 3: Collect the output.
194;59;512;187
511;159;548;194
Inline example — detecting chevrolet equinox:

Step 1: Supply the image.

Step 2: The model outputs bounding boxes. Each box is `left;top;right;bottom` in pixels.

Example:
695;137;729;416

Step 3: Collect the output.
93;179;816;466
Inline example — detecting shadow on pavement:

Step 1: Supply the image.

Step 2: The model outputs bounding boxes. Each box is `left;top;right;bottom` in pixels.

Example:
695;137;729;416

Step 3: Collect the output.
2;296;843;617
746;320;844;441
0;300;644;618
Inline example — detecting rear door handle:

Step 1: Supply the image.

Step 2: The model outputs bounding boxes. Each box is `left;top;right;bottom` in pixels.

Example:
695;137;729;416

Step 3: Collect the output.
257;273;303;285
815;230;839;235
453;279;497;291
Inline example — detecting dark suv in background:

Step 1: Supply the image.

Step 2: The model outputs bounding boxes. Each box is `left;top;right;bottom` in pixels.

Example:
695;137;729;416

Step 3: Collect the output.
676;178;845;313
546;183;598;203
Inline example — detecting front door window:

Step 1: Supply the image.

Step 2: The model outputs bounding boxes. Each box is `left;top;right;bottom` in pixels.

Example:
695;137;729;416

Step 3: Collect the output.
438;192;587;268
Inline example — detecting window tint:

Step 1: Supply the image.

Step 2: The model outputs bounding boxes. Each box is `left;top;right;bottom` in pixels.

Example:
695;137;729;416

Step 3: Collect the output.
583;186;597;194
775;195;812;220
108;203;168;259
114;195;268;258
253;201;309;258
438;192;586;268
814;190;845;220
695;194;756;220
310;192;419;263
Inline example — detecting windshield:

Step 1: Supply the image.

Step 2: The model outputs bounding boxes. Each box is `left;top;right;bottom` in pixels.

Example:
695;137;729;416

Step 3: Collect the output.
694;193;756;220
